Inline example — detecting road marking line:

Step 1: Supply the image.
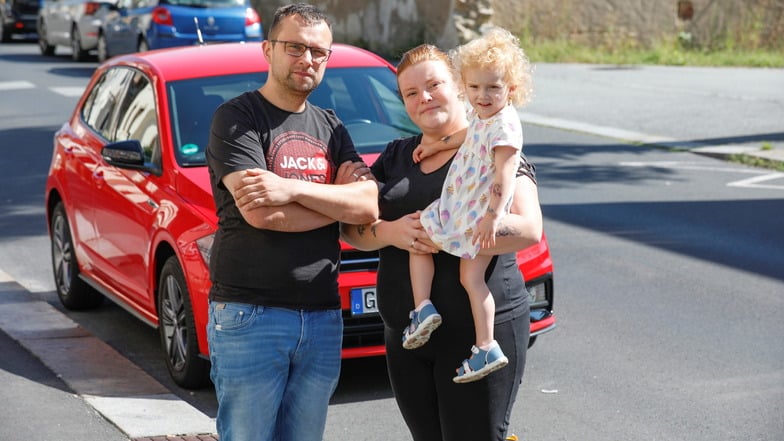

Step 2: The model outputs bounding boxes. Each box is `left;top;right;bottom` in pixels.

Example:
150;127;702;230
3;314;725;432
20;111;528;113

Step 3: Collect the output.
619;161;784;190
0;80;35;90
0;82;85;96
620;161;766;174
520;112;689;147
727;172;784;190
521;111;781;169
50;86;86;97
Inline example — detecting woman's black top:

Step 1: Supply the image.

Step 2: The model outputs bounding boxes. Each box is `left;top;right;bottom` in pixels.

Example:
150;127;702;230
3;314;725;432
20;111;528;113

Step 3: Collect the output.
370;134;535;330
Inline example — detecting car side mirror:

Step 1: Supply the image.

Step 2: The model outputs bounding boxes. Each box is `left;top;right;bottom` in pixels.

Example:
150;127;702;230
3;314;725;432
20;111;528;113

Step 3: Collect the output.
102;140;160;175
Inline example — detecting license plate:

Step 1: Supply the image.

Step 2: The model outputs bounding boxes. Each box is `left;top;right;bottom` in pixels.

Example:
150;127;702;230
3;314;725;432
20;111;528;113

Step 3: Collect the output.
350;287;378;316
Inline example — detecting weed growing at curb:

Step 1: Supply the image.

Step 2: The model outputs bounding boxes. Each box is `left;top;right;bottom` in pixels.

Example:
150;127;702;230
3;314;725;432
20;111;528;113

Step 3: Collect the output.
729;154;784;172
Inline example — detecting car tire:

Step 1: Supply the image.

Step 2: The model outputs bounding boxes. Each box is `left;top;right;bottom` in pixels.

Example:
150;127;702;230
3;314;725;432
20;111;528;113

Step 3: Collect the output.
38;21;55;56
50;202;104;310
97;32;109;63
70;25;89;61
1;24;11;43
157;256;211;389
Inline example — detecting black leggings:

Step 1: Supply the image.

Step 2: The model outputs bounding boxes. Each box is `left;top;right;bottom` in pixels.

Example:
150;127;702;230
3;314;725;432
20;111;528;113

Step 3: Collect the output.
385;313;529;441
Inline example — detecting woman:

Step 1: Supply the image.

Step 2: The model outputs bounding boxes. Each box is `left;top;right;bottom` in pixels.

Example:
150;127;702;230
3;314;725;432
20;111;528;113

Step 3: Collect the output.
341;44;543;441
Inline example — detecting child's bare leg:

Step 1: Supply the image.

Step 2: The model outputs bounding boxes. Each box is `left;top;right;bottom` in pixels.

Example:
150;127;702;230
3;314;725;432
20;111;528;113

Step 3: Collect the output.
459;255;495;349
453;256;508;383
409;253;434;309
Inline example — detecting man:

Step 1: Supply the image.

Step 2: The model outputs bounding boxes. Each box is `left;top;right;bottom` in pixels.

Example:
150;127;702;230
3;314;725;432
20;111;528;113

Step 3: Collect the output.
205;3;377;441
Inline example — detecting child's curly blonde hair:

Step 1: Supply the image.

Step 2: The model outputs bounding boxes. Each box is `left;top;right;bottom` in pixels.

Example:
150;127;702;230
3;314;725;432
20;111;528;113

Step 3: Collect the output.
450;26;533;107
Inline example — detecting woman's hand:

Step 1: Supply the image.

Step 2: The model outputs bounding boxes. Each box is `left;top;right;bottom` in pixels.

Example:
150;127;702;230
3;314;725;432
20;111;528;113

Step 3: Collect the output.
398;212;438;254
341;211;438;254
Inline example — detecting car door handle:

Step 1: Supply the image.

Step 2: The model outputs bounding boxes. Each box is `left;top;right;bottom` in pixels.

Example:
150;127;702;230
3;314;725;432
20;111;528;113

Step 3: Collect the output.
92;169;105;188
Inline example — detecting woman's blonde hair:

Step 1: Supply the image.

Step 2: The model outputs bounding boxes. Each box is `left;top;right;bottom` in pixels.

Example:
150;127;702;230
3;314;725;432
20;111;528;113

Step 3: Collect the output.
450;26;533;107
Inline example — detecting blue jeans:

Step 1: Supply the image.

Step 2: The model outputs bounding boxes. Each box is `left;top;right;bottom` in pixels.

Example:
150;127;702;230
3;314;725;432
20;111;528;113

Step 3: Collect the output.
207;301;343;441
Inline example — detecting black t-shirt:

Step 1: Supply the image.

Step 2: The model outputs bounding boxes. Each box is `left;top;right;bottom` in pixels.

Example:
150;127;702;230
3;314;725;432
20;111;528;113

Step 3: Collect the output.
206;90;360;310
371;134;533;330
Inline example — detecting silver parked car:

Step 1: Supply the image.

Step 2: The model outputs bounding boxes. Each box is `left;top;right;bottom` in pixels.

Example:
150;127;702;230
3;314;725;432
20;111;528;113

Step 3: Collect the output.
37;0;114;60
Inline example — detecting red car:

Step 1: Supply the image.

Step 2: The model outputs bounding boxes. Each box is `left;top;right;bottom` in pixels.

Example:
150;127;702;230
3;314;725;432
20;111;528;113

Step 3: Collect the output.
45;42;555;389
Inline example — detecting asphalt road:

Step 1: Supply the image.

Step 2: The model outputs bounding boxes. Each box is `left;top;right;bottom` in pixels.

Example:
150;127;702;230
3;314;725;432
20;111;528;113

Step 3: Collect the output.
1;40;783;441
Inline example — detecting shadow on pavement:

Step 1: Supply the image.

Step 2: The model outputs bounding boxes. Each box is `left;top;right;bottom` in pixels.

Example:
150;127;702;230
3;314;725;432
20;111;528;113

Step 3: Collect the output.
542;198;784;282
332;356;394;404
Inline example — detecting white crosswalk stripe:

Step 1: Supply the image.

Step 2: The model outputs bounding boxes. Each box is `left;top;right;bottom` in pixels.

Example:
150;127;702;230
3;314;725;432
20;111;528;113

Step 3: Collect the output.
0;80;35;90
50;86;86;97
0;81;86;97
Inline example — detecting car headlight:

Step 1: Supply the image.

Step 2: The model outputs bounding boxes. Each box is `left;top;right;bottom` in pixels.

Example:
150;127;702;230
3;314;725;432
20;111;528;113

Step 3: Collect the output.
195;234;214;266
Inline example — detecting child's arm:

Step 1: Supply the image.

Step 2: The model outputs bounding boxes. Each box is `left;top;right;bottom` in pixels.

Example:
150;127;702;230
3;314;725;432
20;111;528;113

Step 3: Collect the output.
412;129;466;163
473;146;518;249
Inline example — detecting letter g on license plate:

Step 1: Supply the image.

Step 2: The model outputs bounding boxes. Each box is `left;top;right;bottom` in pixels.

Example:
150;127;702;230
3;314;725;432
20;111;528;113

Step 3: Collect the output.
350;287;378;316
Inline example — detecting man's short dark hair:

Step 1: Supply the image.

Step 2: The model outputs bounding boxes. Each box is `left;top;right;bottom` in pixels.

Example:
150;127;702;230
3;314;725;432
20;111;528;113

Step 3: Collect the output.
268;3;332;39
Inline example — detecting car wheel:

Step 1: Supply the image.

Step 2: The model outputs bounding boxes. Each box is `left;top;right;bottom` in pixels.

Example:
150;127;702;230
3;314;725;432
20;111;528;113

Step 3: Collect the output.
70;26;89;61
50;202;103;310
38;22;56;56
157;256;210;389
1;24;11;43
97;33;109;63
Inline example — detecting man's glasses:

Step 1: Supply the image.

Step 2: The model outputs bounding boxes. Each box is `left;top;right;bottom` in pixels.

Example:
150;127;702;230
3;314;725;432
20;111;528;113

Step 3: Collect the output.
270;40;332;63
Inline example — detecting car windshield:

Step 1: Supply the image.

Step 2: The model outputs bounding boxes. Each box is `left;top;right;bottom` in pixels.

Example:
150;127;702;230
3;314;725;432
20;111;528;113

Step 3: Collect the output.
168;67;419;167
162;0;249;7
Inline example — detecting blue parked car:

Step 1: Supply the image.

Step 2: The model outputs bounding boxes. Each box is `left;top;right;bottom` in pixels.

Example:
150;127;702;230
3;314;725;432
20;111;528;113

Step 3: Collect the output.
96;0;262;62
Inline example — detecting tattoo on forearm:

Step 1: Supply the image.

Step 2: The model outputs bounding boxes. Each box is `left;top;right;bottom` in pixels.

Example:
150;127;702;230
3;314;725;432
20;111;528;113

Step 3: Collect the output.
357;224;366;237
496;225;520;237
491;183;502;198
371;223;378;238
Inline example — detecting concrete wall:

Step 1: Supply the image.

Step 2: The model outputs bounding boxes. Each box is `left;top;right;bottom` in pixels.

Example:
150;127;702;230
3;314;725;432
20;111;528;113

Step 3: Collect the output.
252;0;784;57
491;0;784;51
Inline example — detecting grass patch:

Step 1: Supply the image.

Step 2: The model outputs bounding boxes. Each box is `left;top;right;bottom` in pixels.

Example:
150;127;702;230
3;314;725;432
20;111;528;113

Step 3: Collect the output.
729;154;784;171
520;36;784;67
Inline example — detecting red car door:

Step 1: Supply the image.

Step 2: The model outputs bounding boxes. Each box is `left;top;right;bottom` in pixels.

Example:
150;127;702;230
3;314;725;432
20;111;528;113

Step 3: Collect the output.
90;69;161;313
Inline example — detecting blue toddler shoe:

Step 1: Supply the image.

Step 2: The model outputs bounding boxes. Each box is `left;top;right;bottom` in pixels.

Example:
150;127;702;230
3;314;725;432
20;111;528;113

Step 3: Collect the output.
402;303;442;349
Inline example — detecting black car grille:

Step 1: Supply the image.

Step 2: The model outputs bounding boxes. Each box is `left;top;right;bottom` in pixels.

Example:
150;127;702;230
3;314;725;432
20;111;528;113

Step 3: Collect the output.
339;248;383;348
339;248;379;272
342;312;385;348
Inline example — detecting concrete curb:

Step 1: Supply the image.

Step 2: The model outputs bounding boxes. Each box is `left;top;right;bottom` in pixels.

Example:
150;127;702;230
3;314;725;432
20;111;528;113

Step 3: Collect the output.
0;270;216;439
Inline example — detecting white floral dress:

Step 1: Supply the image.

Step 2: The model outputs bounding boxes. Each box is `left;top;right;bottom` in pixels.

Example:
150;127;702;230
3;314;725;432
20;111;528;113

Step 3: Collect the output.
420;104;523;259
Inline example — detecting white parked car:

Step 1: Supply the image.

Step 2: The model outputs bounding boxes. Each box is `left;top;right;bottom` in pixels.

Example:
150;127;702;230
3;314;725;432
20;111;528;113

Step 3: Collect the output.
37;0;114;61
